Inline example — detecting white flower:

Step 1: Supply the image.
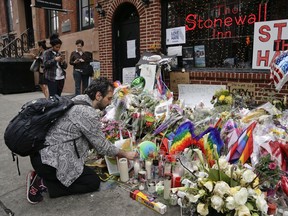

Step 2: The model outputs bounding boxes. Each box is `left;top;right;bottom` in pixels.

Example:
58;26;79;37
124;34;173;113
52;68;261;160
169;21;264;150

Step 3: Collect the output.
234;188;248;206
211;195;224;212
230;186;241;195
213;181;230;197
256;193;268;214
204;181;213;192
197;171;208;178
186;193;200;203
235;205;251;216
219;157;229;170
241;169;256;184
225;196;236;210
197;203;209;216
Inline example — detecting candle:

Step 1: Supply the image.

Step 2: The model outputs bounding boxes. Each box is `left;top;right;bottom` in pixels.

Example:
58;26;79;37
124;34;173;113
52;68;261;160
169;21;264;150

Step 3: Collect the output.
118;158;129;182
145;159;152;180
133;159;140;179
163;174;171;200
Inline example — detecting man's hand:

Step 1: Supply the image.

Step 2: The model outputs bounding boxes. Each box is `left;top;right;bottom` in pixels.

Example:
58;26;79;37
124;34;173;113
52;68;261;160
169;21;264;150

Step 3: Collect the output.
117;150;138;160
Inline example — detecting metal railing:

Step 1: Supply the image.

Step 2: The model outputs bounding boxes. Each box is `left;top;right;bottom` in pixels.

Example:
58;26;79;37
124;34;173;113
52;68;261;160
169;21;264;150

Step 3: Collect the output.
0;29;34;58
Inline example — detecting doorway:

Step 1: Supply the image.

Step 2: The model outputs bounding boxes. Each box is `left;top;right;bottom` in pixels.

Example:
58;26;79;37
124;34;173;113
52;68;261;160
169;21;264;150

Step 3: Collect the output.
24;0;34;47
112;3;140;82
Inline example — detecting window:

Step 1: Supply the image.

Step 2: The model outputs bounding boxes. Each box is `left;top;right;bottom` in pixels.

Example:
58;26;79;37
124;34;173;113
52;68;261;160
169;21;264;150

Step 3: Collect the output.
164;0;288;69
47;10;59;36
79;0;94;30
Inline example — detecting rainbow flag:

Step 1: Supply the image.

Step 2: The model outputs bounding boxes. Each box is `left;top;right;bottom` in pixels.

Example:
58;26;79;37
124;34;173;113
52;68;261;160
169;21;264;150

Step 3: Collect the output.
227;121;257;164
214;117;224;133
196;127;223;166
169;121;195;155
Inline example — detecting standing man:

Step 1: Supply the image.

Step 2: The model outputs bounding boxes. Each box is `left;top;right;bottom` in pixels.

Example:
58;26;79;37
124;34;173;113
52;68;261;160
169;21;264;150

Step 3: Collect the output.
69;39;92;95
43;34;67;97
26;77;137;204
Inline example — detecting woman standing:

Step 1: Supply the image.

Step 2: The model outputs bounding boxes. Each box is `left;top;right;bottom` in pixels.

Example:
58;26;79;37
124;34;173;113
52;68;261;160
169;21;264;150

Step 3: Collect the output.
69;39;92;95
32;40;49;98
43;34;67;97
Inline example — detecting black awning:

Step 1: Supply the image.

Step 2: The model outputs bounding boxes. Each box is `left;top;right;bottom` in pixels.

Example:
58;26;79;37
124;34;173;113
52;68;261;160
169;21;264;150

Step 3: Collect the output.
35;0;62;10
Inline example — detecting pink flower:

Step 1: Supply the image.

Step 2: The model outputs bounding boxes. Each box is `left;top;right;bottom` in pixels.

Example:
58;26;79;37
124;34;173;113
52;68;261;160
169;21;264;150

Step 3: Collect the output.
269;162;277;170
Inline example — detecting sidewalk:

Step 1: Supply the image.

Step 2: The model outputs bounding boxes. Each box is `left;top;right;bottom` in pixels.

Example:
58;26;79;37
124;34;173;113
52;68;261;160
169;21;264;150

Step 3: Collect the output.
0;92;180;216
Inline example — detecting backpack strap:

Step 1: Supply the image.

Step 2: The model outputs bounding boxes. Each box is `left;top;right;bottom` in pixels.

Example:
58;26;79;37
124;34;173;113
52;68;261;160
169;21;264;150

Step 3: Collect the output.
0;200;14;216
11;153;21;176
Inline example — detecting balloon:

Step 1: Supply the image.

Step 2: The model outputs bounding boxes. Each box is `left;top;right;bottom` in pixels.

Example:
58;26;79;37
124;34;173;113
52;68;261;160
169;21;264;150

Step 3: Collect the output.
131;76;145;90
138;141;157;160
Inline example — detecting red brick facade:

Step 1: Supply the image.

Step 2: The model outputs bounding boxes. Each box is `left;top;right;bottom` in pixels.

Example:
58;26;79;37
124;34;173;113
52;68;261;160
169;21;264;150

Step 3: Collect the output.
97;0;162;80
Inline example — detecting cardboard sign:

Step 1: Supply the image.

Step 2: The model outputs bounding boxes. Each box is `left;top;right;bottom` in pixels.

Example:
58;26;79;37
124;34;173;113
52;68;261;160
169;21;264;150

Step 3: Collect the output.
169;72;190;94
227;82;255;99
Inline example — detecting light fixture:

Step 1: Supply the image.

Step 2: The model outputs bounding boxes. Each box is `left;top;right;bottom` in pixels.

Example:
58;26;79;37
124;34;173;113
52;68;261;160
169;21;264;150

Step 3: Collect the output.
141;0;150;7
95;3;105;17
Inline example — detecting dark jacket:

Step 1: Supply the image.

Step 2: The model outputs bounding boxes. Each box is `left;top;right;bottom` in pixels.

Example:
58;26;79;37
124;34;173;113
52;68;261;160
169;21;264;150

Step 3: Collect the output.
43;48;67;81
69;51;92;70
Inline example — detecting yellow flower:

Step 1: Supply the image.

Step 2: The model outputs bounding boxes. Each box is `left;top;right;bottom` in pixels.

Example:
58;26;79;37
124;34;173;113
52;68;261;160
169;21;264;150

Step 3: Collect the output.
224;95;233;105
219;95;226;102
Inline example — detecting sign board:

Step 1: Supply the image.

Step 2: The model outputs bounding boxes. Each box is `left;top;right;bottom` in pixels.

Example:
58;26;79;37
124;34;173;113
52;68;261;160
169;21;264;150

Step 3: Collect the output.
35;0;62;9
178;84;225;108
252;19;288;69
227;82;255;99
169;72;190;94
166;26;186;45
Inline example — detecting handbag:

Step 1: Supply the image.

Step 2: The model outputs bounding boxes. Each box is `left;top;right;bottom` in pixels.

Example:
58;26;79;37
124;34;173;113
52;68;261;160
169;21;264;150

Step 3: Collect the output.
30;58;40;72
82;64;94;76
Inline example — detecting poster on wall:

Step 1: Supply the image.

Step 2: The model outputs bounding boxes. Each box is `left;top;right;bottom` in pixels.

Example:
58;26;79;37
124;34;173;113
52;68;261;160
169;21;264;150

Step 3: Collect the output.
252;19;288;69
194;45;206;67
182;47;194;70
122;67;136;85
166;26;186;45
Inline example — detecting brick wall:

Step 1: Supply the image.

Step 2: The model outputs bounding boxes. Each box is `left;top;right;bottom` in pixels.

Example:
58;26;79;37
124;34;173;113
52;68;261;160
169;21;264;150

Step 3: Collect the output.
98;0;162;79
165;70;288;105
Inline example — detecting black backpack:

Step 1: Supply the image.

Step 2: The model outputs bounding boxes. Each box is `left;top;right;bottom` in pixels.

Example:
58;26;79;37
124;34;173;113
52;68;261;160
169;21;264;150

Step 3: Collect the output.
4;95;89;157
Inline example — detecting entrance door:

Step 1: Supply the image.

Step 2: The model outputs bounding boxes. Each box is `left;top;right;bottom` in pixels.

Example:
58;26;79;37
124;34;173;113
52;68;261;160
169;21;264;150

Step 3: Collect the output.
112;3;140;82
24;0;34;47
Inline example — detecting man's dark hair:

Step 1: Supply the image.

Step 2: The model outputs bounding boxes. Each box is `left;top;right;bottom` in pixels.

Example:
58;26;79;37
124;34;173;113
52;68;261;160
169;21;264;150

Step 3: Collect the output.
84;77;114;100
75;39;84;46
49;34;62;47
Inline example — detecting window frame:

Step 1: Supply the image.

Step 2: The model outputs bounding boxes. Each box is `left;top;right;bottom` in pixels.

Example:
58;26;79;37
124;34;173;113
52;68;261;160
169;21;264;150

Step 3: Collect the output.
46;10;59;37
78;0;95;31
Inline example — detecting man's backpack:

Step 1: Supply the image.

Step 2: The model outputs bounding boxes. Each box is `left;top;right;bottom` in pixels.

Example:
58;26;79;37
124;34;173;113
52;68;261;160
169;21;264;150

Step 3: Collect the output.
4;95;89;158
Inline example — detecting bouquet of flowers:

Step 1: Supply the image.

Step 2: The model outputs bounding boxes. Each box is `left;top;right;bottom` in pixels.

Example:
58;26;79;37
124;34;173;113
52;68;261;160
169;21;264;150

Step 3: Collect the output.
178;148;268;216
211;89;233;111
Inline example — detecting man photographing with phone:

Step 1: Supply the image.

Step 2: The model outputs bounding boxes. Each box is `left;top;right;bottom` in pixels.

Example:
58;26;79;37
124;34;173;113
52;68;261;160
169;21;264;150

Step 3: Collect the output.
43;34;67;97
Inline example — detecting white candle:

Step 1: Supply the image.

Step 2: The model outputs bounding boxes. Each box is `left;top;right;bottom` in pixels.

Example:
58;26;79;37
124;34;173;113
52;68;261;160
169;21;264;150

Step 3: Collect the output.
133;159;140;179
118;158;129;182
164;175;171;200
145;160;152;180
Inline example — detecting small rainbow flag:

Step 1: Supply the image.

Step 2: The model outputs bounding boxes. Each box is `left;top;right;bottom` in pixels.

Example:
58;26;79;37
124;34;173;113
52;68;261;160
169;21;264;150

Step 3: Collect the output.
227;121;257;164
169;121;195;155
196;127;223;166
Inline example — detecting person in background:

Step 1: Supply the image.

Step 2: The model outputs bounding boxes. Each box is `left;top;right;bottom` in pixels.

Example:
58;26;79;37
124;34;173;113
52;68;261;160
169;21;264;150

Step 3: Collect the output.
26;77;138;204
69;39;92;95
32;40;49;98
43;34;67;97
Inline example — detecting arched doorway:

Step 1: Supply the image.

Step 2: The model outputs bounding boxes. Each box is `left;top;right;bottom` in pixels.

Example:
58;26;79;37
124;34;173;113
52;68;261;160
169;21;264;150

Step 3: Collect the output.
112;3;140;82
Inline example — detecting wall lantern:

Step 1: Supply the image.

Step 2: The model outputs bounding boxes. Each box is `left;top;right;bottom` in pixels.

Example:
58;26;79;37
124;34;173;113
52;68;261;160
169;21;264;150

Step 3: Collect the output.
95;3;105;17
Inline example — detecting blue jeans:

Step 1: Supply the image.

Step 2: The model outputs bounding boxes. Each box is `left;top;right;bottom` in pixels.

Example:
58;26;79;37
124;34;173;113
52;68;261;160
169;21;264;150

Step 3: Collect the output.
73;69;89;95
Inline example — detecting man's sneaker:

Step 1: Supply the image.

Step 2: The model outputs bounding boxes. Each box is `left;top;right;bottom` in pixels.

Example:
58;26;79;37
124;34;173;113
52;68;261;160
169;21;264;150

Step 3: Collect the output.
26;171;44;204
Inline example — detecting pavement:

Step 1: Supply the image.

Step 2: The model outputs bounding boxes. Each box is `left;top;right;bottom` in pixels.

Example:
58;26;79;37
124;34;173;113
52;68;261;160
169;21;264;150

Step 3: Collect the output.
0;92;180;216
